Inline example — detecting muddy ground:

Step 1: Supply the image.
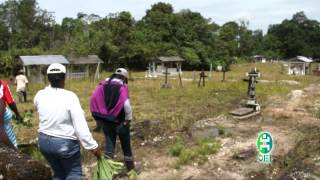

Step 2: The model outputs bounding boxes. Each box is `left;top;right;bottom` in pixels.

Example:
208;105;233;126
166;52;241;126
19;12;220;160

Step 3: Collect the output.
99;83;320;180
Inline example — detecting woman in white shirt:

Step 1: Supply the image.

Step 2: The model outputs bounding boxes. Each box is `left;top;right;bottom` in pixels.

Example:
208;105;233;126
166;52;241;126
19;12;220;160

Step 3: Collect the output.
34;63;101;180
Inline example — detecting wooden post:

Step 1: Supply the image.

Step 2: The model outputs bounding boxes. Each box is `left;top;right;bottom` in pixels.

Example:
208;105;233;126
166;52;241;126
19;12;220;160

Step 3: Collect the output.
39;65;42;84
94;63;100;83
176;62;182;87
86;65;89;78
288;63;291;75
222;67;226;82
209;63;212;78
152;61;156;77
165;66;168;85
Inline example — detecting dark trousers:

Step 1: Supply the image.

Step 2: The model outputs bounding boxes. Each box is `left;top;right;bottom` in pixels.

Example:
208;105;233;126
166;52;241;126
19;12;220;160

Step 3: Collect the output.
101;121;134;171
102;121;133;159
17;91;27;103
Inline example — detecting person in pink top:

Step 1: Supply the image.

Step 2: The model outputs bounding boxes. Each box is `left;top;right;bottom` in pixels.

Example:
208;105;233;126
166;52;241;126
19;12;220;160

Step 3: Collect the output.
90;68;135;172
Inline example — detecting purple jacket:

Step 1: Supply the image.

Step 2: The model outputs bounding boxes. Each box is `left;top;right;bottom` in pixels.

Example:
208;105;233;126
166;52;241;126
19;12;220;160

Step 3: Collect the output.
90;79;129;122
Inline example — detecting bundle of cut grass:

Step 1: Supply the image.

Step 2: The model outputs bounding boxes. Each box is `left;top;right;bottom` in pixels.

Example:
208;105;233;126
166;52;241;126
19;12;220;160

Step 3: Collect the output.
93;156;124;180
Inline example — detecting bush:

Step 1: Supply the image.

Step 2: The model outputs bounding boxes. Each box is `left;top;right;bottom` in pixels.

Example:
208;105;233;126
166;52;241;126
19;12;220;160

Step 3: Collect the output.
168;137;184;157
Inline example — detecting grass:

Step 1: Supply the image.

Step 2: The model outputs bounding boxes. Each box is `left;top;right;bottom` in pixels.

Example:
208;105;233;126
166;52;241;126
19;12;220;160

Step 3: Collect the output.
1;62;319;176
168;137;221;168
2;62;318;144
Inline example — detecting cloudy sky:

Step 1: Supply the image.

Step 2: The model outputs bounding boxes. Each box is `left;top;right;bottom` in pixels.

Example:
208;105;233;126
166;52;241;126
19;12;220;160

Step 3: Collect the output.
22;0;320;33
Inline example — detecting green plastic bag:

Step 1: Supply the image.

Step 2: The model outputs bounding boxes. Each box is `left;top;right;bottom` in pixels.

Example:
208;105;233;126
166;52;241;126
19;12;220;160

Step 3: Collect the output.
93;156;124;180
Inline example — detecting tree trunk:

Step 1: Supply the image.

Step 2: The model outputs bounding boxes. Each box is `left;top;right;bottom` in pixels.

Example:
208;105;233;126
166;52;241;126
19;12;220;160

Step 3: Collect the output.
0;143;51;180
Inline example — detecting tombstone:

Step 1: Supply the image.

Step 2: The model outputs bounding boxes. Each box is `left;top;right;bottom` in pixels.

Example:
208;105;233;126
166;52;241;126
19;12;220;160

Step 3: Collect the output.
229;68;261;118
245;68;260;111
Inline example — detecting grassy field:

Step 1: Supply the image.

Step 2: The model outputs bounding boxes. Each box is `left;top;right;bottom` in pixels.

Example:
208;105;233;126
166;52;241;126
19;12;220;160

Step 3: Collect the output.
2;62;320;178
0;62;314;148
7;62;319;137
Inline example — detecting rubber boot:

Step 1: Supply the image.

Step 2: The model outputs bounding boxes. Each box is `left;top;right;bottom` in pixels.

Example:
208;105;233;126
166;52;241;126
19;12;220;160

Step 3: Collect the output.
125;160;135;172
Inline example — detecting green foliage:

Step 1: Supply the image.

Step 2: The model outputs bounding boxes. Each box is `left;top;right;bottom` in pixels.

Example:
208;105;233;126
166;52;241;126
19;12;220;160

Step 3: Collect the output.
1;1;320;73
22;110;33;128
169;137;221;168
127;170;138;180
168;137;184;157
267;11;320;58
93;157;124;180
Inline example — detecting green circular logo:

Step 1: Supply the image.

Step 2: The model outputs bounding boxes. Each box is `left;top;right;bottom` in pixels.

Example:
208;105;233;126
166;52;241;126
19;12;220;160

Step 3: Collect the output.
256;132;273;154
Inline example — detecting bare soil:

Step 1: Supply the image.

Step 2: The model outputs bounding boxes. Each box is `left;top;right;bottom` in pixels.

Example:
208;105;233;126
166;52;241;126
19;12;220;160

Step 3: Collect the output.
120;83;320;180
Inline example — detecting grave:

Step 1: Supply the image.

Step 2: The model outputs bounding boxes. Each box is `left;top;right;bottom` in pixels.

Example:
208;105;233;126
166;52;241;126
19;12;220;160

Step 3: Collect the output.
198;71;208;87
230;68;261;119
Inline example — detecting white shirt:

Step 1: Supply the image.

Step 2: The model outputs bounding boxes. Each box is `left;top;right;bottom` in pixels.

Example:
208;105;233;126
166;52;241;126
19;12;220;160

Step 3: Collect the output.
34;86;98;150
15;74;28;92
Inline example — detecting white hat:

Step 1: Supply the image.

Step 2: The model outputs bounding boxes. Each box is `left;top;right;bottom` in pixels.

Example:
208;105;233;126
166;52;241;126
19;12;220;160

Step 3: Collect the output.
47;63;66;74
114;68;128;78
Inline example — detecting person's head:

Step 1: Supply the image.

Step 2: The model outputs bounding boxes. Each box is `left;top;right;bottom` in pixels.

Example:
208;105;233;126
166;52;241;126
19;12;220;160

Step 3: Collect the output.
47;63;66;88
18;69;24;75
109;68;128;84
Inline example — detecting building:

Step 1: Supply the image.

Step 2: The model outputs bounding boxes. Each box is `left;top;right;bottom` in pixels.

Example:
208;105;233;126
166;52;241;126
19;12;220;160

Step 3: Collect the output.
20;55;103;83
20;55;69;83
146;56;184;77
253;55;267;63
288;56;313;75
67;55;103;80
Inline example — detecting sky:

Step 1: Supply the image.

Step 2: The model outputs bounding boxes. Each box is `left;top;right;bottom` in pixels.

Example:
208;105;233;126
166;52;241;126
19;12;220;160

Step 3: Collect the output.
7;0;320;33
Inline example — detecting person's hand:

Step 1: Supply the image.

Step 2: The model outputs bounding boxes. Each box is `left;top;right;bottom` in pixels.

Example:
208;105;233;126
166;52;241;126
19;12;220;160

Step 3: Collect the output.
91;147;102;159
123;120;131;126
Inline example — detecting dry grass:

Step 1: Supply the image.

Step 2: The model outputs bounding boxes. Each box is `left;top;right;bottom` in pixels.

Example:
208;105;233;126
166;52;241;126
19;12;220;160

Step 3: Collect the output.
6;62;319;144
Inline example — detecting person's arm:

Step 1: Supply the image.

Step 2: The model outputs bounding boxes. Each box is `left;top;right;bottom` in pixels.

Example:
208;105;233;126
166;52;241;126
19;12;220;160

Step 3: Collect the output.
8;103;22;122
123;99;133;125
122;85;132;125
0;99;16;150
2;81;22;122
69;93;101;157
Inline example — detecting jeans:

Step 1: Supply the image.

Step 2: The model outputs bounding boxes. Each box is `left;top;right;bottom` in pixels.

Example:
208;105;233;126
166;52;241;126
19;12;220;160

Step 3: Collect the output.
102;121;133;162
38;133;82;180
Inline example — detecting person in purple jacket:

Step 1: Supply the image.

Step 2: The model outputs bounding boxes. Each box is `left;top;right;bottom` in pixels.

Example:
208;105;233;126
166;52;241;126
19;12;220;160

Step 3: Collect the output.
90;68;134;171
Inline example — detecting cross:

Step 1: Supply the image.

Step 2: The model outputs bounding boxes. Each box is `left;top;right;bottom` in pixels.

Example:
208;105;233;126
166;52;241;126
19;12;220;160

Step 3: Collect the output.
198;71;208;87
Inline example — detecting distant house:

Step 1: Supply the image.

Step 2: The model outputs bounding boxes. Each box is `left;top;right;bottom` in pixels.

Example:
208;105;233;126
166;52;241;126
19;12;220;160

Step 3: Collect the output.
67;55;103;80
253;55;266;63
288;56;313;75
20;55;69;83
146;56;184;77
20;55;103;83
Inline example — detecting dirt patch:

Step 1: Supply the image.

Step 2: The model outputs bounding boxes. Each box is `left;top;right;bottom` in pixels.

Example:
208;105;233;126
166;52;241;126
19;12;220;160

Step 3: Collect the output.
132;83;320;179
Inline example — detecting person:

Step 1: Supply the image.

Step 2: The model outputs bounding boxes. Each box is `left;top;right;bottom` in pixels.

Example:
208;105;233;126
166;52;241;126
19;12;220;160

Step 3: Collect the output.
34;63;101;180
90;68;135;171
0;79;22;150
15;70;28;103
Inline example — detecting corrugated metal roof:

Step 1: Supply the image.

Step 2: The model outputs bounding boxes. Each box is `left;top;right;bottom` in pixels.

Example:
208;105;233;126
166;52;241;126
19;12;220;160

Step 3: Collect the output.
289;56;313;63
68;55;103;64
158;56;185;62
20;55;69;65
